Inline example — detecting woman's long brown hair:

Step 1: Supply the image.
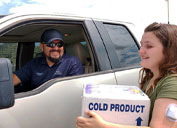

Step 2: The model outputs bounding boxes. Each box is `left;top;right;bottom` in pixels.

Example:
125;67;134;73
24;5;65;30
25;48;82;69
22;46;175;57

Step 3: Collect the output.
139;22;177;91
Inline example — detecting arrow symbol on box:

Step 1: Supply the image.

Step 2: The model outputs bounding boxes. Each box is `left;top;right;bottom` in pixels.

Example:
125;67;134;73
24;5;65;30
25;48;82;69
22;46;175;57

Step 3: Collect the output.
136;117;143;126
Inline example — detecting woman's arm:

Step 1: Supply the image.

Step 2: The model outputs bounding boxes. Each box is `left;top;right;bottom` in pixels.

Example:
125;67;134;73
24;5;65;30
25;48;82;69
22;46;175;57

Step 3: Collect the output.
149;98;177;128
76;111;150;128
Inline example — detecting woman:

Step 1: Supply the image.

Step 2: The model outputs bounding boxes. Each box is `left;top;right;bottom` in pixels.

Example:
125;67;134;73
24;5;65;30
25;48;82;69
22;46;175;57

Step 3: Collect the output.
76;22;177;128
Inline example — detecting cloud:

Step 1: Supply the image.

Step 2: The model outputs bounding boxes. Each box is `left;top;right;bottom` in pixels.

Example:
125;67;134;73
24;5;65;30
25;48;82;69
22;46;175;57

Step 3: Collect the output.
9;0;96;14
8;0;167;22
0;0;11;6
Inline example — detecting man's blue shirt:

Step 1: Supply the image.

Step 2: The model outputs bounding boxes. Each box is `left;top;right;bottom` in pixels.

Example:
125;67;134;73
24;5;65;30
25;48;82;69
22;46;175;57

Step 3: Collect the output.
14;54;84;89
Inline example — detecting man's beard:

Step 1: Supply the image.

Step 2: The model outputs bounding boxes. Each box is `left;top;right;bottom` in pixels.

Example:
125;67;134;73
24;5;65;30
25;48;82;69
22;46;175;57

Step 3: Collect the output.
48;56;61;63
46;50;62;63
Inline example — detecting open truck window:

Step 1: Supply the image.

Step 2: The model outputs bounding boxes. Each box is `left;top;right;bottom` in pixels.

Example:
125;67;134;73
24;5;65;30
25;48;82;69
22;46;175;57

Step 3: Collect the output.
0;20;95;93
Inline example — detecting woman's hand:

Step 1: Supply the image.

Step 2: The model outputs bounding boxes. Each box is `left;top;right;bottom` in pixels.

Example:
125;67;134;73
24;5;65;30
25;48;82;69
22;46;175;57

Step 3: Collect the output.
76;111;108;128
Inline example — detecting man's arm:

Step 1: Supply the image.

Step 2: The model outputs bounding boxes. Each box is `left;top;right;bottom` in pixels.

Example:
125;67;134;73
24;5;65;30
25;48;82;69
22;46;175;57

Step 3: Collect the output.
13;74;21;86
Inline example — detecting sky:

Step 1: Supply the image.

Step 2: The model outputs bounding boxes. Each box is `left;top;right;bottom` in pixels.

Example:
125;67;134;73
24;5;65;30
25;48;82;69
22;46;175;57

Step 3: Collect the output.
0;0;177;41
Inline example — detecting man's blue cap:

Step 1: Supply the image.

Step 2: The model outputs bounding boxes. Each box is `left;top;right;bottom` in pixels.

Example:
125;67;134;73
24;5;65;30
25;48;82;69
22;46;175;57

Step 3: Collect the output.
40;29;64;44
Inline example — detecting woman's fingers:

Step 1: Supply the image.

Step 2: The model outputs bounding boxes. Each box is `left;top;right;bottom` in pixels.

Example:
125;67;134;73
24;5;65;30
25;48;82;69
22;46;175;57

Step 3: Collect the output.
76;111;105;128
86;111;103;120
76;116;85;124
86;110;97;118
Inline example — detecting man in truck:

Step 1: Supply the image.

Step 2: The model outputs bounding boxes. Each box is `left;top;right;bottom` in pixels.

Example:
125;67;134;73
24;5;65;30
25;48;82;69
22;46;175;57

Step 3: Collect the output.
13;29;84;90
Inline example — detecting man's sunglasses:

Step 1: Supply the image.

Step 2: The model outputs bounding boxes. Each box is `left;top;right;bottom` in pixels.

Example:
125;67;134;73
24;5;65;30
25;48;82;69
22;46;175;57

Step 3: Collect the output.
46;42;64;48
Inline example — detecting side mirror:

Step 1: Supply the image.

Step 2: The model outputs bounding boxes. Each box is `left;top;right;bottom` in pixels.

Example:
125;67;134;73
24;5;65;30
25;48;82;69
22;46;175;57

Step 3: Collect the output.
0;58;14;109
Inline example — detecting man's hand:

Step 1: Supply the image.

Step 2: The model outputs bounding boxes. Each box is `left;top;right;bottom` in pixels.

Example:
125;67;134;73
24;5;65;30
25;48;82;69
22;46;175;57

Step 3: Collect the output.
13;74;21;86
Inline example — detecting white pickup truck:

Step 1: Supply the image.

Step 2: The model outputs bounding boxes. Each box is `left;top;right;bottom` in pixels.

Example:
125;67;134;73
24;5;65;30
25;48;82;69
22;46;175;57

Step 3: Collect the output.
0;13;141;128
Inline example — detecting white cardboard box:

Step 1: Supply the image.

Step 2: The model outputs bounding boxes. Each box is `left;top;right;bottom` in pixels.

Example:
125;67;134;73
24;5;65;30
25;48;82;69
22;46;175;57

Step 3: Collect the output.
81;84;150;126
